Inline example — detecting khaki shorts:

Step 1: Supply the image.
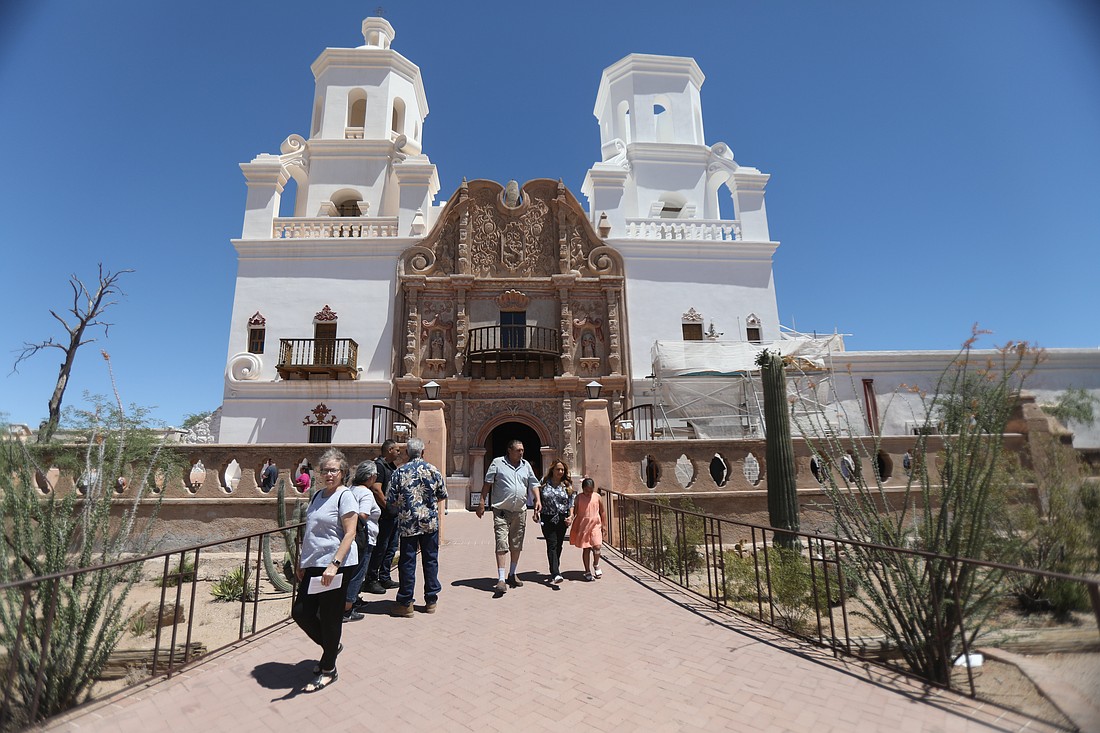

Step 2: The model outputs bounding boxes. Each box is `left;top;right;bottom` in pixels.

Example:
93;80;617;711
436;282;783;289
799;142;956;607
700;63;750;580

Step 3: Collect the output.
493;509;526;553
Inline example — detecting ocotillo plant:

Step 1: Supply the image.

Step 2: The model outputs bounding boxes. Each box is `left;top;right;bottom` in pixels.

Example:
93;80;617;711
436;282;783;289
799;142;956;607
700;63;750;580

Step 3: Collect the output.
756;349;800;549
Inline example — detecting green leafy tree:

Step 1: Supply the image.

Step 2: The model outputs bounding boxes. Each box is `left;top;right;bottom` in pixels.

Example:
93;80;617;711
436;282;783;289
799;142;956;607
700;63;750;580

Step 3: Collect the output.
0;355;169;727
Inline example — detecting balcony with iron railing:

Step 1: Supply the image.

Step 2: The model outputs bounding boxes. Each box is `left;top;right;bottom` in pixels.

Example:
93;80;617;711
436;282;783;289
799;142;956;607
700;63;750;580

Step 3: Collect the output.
276;338;358;380
624;217;741;241
464;325;561;379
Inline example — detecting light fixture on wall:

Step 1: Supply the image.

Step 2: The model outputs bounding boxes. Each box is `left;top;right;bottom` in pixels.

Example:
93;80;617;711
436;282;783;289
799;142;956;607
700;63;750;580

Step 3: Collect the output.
585;381;603;400
423;380;441;400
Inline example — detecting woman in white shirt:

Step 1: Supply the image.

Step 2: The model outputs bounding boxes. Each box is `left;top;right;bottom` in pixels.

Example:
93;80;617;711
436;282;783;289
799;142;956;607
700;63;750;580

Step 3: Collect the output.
291;448;358;692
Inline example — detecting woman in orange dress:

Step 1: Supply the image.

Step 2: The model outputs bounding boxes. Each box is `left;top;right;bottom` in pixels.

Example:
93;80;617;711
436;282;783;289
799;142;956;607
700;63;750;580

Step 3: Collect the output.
569;477;606;581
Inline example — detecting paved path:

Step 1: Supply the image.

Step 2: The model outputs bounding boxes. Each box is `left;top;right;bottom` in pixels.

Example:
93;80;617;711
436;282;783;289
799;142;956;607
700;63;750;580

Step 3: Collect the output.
49;513;1072;732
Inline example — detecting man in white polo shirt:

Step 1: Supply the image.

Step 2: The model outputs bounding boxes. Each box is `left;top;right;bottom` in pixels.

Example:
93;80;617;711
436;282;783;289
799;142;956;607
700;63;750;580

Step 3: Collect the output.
476;439;541;594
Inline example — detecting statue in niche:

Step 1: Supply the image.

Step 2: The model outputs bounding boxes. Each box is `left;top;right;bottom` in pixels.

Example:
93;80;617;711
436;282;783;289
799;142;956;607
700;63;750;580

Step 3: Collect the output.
429;331;445;361
580;331;597;359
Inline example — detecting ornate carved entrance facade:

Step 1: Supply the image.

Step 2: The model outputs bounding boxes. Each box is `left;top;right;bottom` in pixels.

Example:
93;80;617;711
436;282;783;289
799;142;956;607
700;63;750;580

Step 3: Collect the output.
394;179;629;476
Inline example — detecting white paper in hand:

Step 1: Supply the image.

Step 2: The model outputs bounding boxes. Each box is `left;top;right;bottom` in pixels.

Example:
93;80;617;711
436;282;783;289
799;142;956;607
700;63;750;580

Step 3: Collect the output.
307;574;343;594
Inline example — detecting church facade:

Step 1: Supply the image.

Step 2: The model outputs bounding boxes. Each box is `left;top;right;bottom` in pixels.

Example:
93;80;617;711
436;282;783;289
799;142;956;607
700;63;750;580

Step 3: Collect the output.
218;16;1100;477
219;16;783;477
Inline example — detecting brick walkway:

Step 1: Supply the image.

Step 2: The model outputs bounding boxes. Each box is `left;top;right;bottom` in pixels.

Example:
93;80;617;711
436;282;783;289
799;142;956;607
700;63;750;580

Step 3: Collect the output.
48;513;1070;732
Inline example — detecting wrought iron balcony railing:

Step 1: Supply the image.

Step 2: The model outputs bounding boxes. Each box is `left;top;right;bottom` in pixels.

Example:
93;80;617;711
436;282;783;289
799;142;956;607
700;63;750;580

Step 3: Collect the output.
276;338;358;380
464;325;561;379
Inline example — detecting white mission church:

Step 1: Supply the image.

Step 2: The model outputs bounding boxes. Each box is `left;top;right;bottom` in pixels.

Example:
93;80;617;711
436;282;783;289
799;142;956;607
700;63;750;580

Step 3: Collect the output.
217;16;1100;477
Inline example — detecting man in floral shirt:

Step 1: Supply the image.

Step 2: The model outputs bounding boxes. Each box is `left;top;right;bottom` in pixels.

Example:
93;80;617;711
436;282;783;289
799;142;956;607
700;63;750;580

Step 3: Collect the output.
385;437;448;617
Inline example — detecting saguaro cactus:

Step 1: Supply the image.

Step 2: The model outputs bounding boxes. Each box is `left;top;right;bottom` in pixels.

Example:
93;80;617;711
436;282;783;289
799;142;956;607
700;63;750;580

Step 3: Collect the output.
756;349;801;549
262;478;304;591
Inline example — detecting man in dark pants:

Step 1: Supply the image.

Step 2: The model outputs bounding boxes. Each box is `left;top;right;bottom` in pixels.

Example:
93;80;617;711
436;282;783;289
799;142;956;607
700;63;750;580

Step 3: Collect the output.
362;439;401;594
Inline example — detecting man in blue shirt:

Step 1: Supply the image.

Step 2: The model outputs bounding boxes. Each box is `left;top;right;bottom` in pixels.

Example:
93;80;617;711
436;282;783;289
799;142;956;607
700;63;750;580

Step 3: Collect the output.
477;439;541;594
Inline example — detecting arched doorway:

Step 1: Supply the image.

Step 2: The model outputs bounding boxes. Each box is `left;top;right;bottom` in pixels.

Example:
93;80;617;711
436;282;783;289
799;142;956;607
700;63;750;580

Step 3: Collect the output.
485;421;544;481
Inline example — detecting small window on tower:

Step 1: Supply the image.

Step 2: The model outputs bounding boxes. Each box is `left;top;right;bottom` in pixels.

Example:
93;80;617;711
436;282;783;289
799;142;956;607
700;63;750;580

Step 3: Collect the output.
248;327;265;354
682;323;703;341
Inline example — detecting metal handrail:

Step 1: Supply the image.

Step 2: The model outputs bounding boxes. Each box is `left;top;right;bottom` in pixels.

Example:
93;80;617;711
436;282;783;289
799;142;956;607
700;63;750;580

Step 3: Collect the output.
464;325;560;356
0;521;305;728
371;405;417;444
601;489;1100;700
610;404;657;441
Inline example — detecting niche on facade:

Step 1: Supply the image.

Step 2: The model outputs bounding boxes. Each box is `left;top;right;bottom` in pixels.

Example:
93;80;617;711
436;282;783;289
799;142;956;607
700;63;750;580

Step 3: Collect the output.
674;453;695;489
876;450;893;483
742;452;762;486
420;305;454;379
572;314;604;377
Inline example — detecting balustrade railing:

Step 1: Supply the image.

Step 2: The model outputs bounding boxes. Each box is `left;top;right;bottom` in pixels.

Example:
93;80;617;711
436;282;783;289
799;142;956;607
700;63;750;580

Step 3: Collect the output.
272;217;399;239
624;217;741;241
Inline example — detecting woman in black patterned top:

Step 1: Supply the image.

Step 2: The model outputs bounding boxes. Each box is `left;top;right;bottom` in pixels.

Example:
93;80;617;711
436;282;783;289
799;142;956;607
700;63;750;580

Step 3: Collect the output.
532;459;575;585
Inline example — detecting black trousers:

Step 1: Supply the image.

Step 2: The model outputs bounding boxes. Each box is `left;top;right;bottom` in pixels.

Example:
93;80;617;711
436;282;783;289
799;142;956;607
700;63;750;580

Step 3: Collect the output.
292;566;349;672
542;518;568;577
366;512;398;582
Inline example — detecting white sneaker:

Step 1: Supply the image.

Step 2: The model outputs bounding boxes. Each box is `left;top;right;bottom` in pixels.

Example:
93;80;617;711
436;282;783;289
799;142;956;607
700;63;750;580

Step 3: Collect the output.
552;574;564;585
594;568;603;579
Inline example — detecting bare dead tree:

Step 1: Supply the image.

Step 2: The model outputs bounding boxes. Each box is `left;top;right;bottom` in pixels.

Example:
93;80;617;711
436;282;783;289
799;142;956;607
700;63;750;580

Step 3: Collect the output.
12;264;133;443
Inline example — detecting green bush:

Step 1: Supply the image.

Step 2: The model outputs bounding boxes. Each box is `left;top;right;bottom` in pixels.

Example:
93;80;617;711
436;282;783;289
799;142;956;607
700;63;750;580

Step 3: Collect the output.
210;566;256;603
724;547;827;634
159;553;196;588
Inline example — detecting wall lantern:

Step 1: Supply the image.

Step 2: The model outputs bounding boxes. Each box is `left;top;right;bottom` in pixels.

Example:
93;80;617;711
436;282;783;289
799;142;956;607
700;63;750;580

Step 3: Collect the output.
423;380;441;400
585;381;603;400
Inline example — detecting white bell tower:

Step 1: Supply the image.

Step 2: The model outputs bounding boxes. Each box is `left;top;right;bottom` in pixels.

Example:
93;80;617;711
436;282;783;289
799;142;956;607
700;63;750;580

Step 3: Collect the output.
582;53;780;381
238;15;438;239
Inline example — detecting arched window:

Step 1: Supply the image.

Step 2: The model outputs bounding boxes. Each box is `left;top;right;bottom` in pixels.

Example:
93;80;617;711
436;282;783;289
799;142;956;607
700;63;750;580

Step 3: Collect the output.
347;89;367;131
659;192;686;219
331;189;363;217
391;97;406;136
654;95;673;142
311;95;323;137
617;100;631;144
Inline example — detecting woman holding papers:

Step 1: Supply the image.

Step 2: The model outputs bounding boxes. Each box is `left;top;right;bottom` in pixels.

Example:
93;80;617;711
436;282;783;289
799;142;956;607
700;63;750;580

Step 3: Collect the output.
291;448;358;692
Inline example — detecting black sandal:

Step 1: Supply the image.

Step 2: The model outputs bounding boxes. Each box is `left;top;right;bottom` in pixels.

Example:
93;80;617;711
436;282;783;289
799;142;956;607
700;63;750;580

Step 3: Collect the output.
302;669;337;693
312;642;343;675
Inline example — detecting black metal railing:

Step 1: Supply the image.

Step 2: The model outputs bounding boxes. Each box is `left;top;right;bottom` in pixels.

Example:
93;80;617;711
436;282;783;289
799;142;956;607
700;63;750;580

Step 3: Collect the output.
371;405;417;444
602;489;1100;701
277;338;358;371
465;325;560;356
464;326;561;379
610;404;658;441
0;522;304;729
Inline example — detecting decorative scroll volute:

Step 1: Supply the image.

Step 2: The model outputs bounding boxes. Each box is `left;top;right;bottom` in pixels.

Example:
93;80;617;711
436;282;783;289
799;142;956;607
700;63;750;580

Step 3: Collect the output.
404;179;622;279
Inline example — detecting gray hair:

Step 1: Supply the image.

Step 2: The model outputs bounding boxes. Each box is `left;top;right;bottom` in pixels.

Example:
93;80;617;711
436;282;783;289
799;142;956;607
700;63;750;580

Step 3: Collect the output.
318;448;349;481
405;437;425;459
352;460;378;486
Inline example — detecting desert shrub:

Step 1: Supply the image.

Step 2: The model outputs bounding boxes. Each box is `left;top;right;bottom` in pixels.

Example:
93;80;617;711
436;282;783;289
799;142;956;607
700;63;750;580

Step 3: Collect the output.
797;332;1040;684
159;552;197;588
210;566;256;603
0;390;170;727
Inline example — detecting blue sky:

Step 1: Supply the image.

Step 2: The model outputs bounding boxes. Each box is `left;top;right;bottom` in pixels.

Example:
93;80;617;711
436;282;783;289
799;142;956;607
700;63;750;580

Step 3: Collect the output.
2;1;1098;429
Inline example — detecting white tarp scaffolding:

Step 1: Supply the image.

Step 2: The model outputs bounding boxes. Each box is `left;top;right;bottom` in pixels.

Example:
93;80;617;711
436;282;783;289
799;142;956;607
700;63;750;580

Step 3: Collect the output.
648;334;844;439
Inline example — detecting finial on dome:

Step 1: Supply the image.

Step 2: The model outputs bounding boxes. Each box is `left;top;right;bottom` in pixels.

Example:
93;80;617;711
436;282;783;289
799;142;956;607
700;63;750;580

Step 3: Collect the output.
360;16;395;49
